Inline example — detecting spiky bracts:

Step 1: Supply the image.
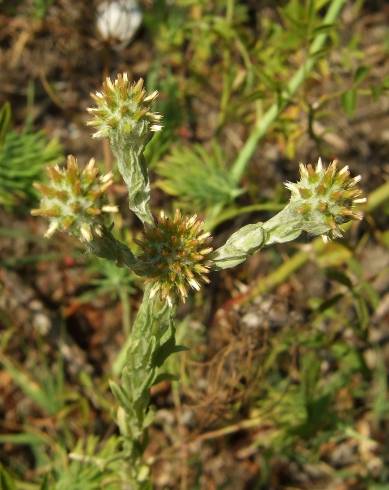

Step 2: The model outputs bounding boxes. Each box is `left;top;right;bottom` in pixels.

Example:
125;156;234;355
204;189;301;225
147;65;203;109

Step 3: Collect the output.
87;74;162;142
136;210;213;306
31;155;118;241
286;158;365;241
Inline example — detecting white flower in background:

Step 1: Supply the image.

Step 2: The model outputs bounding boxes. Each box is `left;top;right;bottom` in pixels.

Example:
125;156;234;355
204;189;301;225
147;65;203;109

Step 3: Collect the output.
97;0;142;47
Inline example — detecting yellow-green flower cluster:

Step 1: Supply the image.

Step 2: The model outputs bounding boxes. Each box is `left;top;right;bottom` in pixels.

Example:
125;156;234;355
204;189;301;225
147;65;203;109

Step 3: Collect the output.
286;158;366;241
87;74;162;142
31;155;117;241
136;210;213;306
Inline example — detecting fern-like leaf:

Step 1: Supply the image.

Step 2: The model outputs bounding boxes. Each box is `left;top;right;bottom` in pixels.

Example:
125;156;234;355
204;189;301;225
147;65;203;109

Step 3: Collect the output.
156;142;243;211
0;103;63;209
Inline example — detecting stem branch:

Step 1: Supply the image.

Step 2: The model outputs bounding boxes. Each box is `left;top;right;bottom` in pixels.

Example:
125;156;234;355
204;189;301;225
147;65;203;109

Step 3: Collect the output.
246;179;389;300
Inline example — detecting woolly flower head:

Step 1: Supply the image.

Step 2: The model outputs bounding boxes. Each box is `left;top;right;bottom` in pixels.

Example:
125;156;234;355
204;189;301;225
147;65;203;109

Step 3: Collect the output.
286;158;365;241
136;210;213;307
87;74;162;142
31;155;118;241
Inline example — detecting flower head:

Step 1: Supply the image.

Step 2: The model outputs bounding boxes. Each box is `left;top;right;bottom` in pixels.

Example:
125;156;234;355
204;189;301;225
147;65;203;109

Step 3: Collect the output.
87;74;162;142
31;155;117;241
286;158;365;241
136;210;213;306
97;0;142;48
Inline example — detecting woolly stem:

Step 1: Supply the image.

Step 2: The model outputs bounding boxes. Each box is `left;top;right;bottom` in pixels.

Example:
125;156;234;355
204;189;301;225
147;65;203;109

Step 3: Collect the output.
86;226;138;269
211;204;304;270
111;139;154;226
110;285;181;488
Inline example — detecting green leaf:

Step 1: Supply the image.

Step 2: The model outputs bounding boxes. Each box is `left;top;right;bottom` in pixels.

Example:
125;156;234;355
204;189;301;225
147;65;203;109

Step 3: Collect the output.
0;432;45;446
0;353;65;415
0;108;63;209
359;281;380;310
353;65;369;85
33;0;54;19
326;268;353;289
0;466;17;490
312;23;334;35
109;380;131;413
153;338;187;368
0;102;11;146
354;294;370;329
341;88;357;117
156;142;243;211
40;476;50;490
301;352;320;406
317;293;343;313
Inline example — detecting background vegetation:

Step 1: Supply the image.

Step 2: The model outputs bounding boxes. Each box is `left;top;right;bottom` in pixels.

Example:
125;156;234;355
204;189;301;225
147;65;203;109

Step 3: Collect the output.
0;0;388;488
